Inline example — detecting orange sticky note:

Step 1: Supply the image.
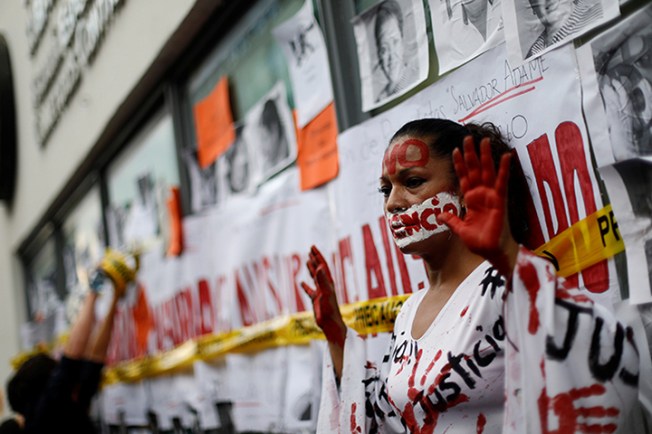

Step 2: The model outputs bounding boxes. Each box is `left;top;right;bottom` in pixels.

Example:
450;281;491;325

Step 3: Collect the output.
193;76;236;168
297;103;339;190
166;186;183;256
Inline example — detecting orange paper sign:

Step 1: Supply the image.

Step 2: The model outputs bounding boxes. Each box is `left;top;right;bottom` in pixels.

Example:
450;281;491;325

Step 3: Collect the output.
193;76;236;168
166;186;183;256
297;103;339;190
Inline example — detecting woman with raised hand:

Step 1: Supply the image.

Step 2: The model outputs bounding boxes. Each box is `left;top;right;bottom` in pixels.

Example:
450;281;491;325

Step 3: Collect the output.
302;119;639;433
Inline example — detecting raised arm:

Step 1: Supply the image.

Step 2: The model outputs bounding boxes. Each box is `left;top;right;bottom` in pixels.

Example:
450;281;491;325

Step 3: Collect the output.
438;135;519;278
301;245;347;380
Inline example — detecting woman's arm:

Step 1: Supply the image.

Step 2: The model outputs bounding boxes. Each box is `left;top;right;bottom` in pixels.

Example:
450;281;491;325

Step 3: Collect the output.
438;135;519;278
301;245;347;380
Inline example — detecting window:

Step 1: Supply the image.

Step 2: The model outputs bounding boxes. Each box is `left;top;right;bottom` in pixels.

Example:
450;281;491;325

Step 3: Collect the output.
106;111;179;250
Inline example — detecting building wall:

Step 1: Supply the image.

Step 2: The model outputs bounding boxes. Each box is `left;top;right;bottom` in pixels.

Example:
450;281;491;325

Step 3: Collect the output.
0;0;197;412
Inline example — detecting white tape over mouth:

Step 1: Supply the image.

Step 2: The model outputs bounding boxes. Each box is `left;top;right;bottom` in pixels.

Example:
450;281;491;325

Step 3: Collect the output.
386;192;461;249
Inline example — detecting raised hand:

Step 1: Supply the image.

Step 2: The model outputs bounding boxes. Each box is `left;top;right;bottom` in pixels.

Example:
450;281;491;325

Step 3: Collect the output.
437;136;517;277
301;245;347;348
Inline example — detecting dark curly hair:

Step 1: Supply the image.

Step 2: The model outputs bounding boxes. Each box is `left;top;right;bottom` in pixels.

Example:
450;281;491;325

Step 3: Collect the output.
389;118;533;246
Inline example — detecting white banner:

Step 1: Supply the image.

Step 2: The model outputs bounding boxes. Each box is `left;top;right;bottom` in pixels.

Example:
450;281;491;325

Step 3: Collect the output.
333;42;618;303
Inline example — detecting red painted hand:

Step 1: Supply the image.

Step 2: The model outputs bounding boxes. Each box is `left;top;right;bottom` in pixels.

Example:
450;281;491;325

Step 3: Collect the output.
301;245;347;348
437;136;516;276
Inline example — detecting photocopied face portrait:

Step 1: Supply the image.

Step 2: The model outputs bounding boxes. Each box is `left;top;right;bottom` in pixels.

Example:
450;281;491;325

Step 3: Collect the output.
428;0;504;73
595;31;652;161
243;82;297;186
222;124;250;195
353;0;429;111
504;0;617;61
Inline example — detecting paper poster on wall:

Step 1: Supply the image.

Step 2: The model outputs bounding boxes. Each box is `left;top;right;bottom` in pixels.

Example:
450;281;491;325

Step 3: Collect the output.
296;102;339;190
217;124;253;200
182;148;219;213
577;4;652;167
332;42;619;304
193;76;236;168
502;0;619;62
600;160;652;304
273;0;334;128
243;82;298;186
352;0;430;112
428;0;504;74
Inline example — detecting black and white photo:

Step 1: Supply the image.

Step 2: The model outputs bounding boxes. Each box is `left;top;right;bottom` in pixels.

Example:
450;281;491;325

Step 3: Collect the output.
503;0;618;61
578;4;652;166
429;0;504;73
243;82;297;186
220;124;251;196
353;0;429;111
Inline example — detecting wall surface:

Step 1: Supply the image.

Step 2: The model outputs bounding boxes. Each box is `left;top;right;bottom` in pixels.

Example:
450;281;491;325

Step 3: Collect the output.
0;0;198;413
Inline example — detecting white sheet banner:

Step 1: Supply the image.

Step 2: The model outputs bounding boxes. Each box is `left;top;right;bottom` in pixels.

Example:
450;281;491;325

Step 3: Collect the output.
333;42;618;303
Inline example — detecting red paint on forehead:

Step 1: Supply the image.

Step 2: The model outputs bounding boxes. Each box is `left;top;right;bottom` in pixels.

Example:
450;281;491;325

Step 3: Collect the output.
383;138;430;175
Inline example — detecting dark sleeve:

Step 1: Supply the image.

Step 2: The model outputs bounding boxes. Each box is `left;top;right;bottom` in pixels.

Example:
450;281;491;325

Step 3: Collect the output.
25;356;83;433
76;359;104;411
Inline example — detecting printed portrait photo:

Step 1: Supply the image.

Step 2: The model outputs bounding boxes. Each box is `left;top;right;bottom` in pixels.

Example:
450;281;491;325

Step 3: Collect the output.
505;0;618;61
590;8;652;161
243;82;297;186
352;0;430;111
220;124;251;197
429;0;504;73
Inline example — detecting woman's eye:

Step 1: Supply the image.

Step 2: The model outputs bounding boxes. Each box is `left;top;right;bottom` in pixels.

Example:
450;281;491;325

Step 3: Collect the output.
378;186;391;197
406;178;425;188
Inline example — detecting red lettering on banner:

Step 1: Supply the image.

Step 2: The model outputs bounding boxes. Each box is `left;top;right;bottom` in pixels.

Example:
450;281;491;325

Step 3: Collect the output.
362;224;388;299
338;237;353;303
396;244;413;294
214;275;228;332
512;152;545;249
175;288;194;343
527;134;569;239
235;269;258;327
289;253;307;312
555;122;608;293
263;256;284;314
528;123;608;293
379;216;399;296
108;309;137;363
197;279;214;335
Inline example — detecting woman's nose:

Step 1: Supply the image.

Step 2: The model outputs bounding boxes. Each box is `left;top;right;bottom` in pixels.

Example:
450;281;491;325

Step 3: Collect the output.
385;188;407;214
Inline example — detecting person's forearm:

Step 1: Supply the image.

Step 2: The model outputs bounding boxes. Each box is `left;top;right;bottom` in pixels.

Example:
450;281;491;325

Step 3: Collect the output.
87;296;119;362
64;292;98;359
329;340;344;382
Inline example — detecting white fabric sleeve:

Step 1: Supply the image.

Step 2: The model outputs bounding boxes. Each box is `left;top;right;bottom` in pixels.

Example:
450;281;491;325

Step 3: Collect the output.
316;328;401;433
503;247;640;434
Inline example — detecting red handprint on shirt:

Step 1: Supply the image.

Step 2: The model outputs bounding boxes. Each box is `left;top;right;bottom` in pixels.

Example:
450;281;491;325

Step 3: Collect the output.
537;383;619;433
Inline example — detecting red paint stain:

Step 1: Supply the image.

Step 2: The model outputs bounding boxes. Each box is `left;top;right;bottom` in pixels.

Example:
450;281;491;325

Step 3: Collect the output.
519;261;541;334
350;403;362;433
383;138;430;175
476;413;487;433
460;305;469;317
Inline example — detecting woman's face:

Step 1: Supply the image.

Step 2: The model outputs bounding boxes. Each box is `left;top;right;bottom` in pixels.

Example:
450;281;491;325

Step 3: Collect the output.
377;14;405;86
379;136;460;255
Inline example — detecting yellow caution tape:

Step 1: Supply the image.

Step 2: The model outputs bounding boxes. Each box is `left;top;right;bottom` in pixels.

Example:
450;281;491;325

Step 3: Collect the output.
534;204;624;277
13;205;624;384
